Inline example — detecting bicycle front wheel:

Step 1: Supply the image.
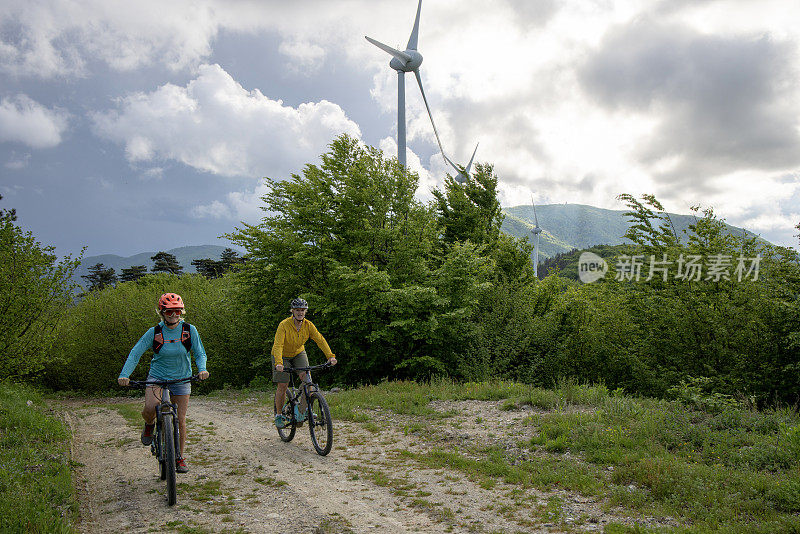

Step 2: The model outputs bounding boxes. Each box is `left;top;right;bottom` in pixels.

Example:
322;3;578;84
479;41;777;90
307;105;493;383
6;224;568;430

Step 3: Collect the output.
308;391;333;456
158;425;166;480
161;413;177;506
275;395;296;442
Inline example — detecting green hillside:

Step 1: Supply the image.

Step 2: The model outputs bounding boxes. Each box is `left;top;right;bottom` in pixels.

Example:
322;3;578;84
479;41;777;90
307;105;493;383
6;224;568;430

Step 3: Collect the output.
502;203;759;260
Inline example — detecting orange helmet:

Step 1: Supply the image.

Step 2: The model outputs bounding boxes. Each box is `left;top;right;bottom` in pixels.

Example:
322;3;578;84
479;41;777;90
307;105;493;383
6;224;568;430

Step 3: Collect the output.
158;293;185;311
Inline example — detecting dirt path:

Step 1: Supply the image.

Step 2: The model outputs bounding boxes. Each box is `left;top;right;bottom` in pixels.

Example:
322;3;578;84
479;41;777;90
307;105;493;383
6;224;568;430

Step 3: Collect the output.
56;393;662;533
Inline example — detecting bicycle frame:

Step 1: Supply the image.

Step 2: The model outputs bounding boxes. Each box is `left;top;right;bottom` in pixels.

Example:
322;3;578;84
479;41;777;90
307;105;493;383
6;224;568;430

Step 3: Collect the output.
283;362;329;413
276;362;334;455
127;375;197;505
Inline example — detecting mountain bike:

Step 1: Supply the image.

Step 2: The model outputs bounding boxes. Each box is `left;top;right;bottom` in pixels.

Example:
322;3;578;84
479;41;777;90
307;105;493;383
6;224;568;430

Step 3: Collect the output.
274;362;334;456
126;375;198;506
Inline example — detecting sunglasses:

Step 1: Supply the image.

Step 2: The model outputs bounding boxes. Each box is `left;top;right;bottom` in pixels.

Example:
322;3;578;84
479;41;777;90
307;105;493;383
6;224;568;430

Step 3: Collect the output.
162;309;183;316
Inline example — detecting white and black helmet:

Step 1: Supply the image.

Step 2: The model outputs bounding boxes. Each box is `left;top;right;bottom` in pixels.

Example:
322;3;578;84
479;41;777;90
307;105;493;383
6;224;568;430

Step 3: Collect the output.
290;298;308;310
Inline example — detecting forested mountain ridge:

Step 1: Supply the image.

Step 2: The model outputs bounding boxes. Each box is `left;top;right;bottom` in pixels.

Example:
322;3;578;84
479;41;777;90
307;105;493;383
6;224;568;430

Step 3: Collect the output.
74;245;238;281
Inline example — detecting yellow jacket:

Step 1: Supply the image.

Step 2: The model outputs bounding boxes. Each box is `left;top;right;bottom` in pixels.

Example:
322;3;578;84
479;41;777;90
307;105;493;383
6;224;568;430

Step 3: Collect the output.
271;317;335;367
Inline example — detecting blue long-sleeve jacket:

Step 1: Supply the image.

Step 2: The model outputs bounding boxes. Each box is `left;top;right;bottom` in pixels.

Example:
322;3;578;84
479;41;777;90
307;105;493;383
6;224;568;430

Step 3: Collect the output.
119;320;207;380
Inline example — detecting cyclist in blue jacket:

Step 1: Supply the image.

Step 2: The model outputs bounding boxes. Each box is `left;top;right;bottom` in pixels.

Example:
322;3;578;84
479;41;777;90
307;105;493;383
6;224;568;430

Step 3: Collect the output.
118;293;209;473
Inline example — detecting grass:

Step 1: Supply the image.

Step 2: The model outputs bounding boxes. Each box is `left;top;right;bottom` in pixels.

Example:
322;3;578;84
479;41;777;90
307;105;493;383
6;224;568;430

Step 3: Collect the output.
326;378;525;421
317;512;355;534
253;476;287;487
111;401;143;428
0;382;78;533
12;377;800;533
331;378;800;532
176;479;224;502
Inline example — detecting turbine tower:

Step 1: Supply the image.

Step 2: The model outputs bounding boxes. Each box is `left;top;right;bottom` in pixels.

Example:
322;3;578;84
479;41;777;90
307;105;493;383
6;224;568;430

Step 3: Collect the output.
531;196;542;278
366;0;474;177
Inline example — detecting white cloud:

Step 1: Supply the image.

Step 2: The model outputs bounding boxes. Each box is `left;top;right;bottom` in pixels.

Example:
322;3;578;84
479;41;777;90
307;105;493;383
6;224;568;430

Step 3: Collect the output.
0;94;68;148
0;0;217;77
192;200;232;220
93;63;361;178
193;180;269;223
4;0;800;249
278;40;326;74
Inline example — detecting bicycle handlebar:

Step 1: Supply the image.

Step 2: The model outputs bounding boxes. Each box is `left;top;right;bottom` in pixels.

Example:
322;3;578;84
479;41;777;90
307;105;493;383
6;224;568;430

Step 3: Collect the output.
125;374;201;388
282;361;334;373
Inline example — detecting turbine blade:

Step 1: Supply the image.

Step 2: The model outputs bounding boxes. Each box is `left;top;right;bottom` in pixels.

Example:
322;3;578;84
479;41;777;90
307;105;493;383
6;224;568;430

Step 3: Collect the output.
443;154;465;182
407;0;422;50
413;69;447;158
531;196;540;227
464;142;479;175
365;36;412;64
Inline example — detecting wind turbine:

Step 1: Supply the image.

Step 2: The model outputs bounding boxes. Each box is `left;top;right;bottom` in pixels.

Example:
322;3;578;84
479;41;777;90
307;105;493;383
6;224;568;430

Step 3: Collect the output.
530;195;542;278
366;0;475;177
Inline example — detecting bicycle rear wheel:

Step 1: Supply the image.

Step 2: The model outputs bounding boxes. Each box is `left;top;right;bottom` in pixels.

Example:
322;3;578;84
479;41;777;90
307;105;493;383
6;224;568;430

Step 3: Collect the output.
161;413;177;506
275;394;296;442
308;391;333;456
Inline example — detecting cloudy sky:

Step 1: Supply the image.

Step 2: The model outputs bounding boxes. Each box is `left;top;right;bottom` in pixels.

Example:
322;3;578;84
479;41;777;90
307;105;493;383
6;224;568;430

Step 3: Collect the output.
1;0;799;258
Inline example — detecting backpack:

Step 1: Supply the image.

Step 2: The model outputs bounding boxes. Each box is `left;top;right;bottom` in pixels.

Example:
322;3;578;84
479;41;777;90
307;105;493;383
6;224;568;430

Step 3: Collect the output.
153;322;192;354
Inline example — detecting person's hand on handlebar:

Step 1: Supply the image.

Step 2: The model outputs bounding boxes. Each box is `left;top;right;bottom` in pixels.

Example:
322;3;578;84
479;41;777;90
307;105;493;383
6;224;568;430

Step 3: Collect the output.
118;377;130;387
275;364;284;372
329;357;337;366
199;371;209;380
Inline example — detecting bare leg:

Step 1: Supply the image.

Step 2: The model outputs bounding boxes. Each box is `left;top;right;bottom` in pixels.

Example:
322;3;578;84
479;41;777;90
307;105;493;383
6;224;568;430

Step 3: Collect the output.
297;371;309;412
142;386;161;424
275;382;288;415
172;394;190;457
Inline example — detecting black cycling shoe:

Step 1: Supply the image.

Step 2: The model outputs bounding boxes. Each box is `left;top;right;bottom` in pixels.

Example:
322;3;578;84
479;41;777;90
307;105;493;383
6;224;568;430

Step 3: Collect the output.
141;423;155;445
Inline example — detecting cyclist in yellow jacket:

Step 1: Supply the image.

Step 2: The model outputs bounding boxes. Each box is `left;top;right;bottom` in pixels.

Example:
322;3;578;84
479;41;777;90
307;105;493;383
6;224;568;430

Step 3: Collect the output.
272;298;336;428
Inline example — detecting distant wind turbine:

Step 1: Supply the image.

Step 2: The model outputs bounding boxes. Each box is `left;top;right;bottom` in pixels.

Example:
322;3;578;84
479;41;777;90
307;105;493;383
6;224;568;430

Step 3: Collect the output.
365;0;477;178
531;195;542;278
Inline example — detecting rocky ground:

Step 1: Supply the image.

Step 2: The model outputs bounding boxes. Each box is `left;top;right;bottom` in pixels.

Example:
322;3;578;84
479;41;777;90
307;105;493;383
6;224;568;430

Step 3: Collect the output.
56;393;674;533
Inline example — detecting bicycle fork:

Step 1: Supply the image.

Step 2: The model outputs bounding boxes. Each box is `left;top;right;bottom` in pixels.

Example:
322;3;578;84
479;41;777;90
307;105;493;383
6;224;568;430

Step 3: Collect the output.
154;402;182;460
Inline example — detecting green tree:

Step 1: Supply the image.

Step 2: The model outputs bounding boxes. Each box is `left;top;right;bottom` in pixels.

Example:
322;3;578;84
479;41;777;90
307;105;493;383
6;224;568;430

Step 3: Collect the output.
229;135;484;383
226;135;540;384
193;249;245;279
617;193;681;253
120;265;148;282
220;248;245;271
795;221;800;248
433;164;533;284
433;163;503;247
81;262;118;291
191;258;224;279
44;273;248;392
151;251;183;275
0;194;16;222
605;193;800;402
0;200;81;380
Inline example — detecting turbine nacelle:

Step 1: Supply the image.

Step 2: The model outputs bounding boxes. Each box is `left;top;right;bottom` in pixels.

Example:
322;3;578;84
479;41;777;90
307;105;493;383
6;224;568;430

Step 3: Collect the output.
390;51;423;72
448;143;479;184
